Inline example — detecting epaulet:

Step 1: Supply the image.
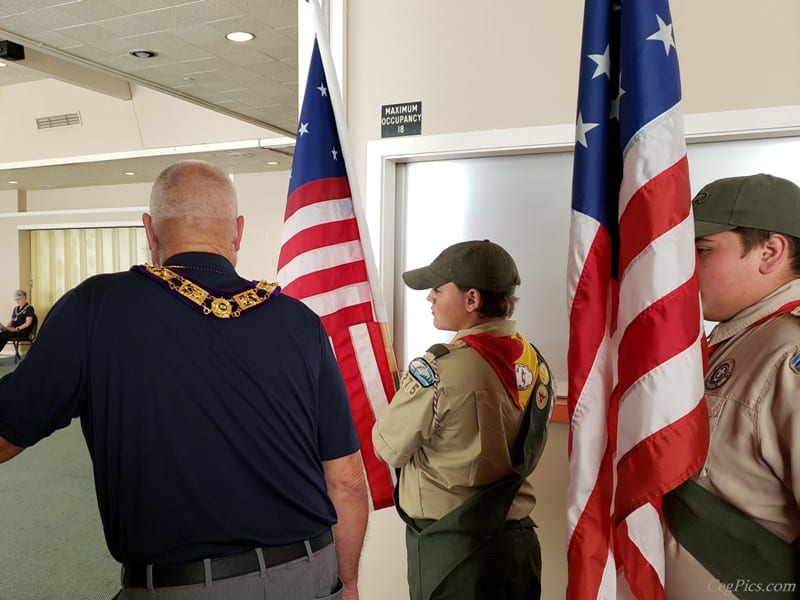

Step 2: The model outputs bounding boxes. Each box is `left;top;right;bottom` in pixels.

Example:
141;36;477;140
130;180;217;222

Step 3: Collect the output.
426;343;451;359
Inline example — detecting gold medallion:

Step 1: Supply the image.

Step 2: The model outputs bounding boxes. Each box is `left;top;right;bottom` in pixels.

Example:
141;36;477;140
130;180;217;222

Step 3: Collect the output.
210;297;233;318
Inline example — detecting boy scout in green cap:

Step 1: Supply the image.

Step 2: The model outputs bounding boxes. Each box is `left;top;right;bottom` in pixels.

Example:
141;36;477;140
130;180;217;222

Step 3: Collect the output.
663;174;800;599
372;240;555;600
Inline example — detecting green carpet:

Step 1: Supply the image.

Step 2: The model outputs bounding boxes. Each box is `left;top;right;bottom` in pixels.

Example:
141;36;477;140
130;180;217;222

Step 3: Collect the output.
0;356;120;600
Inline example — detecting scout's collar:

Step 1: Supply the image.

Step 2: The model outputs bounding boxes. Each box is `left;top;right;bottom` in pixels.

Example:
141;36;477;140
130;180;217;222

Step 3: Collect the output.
707;279;800;347
133;263;280;319
707;300;800;358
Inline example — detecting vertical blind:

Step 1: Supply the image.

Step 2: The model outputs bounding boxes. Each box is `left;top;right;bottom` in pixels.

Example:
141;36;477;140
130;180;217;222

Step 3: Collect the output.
30;227;149;319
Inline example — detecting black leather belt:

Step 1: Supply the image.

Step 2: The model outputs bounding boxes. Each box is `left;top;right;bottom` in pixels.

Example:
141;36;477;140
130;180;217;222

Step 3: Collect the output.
122;530;333;588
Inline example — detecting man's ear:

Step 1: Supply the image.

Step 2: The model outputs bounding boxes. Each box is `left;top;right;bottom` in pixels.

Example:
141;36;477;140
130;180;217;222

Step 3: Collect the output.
142;213;159;262
233;215;245;252
759;233;790;275
464;288;483;313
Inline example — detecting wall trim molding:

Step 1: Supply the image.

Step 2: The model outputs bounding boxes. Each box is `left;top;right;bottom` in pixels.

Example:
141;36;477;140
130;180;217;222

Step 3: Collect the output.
17;220;143;231
0;206;147;220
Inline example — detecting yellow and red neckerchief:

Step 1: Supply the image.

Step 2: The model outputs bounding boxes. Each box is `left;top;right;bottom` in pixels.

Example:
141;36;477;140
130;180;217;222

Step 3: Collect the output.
459;331;538;409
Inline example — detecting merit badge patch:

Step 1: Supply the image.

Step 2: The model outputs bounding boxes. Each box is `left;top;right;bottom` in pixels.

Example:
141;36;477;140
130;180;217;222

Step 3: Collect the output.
515;363;534;391
409;357;436;388
790;352;800;375
535;383;550;410
538;362;550;386
705;359;735;391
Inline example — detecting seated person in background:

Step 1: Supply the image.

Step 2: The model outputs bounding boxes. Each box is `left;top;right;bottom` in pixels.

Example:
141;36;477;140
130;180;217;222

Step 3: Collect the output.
0;290;35;354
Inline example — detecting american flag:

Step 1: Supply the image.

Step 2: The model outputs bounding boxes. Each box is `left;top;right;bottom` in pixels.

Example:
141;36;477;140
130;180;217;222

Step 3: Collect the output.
277;38;396;510
566;1;709;597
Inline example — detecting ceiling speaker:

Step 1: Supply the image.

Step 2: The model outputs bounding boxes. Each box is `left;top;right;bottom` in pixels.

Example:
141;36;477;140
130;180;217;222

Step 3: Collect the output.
0;40;25;61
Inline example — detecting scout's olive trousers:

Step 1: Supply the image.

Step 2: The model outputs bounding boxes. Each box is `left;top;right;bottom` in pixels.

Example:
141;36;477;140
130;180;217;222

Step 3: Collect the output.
406;518;542;600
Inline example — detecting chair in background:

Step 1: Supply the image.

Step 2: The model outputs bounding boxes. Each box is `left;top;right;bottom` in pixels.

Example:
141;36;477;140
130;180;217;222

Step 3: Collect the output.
12;314;38;364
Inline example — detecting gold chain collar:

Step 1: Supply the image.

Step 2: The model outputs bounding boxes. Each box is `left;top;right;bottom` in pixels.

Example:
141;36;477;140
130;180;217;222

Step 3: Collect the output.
142;263;279;319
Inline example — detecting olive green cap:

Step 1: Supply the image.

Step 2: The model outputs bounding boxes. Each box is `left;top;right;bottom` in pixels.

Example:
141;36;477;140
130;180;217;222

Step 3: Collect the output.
692;173;800;238
402;240;520;293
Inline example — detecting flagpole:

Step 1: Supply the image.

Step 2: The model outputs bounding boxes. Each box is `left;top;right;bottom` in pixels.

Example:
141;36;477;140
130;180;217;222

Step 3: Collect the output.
305;0;389;324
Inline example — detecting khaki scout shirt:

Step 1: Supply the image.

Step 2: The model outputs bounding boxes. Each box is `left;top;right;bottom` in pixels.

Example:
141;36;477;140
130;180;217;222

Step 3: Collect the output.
372;319;537;520
665;279;800;599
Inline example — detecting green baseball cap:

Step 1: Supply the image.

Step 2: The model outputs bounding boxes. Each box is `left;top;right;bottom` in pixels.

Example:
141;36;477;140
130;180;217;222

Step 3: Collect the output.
692;173;800;238
402;239;520;293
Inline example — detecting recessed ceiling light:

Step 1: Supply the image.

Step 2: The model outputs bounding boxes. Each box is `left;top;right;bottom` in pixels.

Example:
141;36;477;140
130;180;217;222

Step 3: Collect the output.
0;62;6;68
225;31;255;42
129;49;157;58
123;172;136;176
7;180;18;184
266;161;279;166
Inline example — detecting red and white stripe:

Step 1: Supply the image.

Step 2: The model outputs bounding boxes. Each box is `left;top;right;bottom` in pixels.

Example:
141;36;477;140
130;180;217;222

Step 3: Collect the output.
566;106;708;598
278;177;396;510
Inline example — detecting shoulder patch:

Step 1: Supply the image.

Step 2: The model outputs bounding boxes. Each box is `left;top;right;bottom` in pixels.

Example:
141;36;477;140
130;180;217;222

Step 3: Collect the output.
426;343;450;359
790;352;800;374
408;356;437;387
706;359;735;390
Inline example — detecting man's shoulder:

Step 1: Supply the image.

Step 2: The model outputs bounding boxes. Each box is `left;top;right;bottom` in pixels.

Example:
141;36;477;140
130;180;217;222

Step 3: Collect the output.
64;270;143;300
83;269;140;286
736;313;800;382
267;292;323;322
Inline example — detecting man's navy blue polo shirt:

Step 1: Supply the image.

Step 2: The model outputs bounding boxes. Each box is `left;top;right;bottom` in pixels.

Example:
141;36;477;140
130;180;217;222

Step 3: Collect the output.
0;252;359;564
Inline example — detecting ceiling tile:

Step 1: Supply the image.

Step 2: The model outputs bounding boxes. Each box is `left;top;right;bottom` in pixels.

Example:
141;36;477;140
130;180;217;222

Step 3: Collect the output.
0;0;299;190
52;23;123;44
57;0;136;23
100;16;163;39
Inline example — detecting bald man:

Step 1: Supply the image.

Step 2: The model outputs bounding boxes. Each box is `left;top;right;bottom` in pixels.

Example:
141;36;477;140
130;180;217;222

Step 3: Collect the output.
0;160;368;600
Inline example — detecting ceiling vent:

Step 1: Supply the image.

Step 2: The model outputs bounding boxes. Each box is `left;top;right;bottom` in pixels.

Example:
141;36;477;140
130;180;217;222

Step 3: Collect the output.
36;112;82;130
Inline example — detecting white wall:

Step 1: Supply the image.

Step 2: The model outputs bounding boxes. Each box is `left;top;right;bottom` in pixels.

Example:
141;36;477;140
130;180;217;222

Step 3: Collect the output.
345;0;800;194
231;170;292;281
0;80;285;165
26;182;151;212
0;190;23;310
